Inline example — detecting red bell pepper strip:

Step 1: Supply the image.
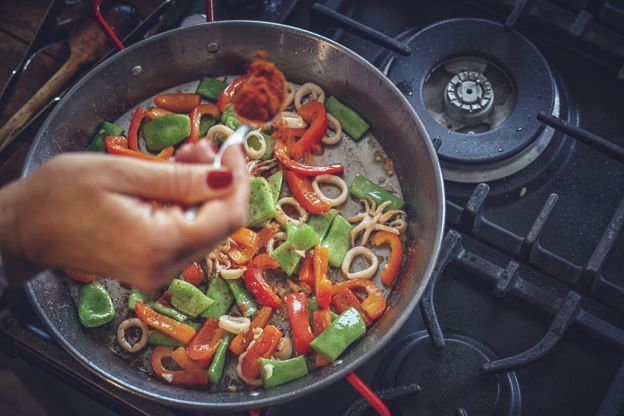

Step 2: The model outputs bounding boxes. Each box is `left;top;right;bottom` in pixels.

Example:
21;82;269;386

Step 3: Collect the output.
313;246;332;308
331;287;373;327
331;279;387;320
284;170;332;214
274;140;344;176
285;292;315;355
128;107;144;151
239;325;282;380
144;107;172;121
154;93;201;113
243;268;282;309
247;253;279;270
290;101;327;159
135;302;196;344
188;103;221;143
229;306;272;355
371;231;404;286
64;269;96;283
187;318;226;361
217;75;249;112
105;136;166;163
182;261;204;286
150;346;208;386
256;222;280;249
313;309;333;367
171;347;212;370
298;249;315;286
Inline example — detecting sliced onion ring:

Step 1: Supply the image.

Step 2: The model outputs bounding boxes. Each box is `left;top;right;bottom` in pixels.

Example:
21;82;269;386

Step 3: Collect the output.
117;318;149;353
312;174;348;207
294;82;326;109
322;114;342;145
279;111;307;129
207;125;234;143
341;246;379;280
267;232;286;255
219;268;246;280
275;197;309;227
243;129;266;160
284;82;296;108
219;315;251;334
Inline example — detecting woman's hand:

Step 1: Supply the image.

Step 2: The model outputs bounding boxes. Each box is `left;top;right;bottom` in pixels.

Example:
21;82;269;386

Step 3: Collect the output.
0;140;249;292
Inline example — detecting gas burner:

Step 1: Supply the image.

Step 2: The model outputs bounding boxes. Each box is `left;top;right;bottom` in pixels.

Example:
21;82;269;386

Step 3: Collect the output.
375;331;521;416
384;18;559;183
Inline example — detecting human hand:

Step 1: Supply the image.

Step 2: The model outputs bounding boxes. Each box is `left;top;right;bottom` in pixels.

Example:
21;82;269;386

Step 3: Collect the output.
0;140;249;292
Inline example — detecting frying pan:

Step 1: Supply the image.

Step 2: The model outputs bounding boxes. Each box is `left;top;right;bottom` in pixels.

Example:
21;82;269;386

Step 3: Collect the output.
21;21;445;410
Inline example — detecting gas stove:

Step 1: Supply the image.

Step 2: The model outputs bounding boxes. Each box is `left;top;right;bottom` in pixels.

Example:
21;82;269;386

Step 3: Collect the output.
2;0;624;415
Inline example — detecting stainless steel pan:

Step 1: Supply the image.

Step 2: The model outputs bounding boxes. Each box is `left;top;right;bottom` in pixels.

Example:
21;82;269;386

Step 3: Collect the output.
22;21;445;411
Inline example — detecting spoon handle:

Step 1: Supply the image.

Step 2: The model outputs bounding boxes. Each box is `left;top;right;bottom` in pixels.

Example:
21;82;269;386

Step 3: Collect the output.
212;125;250;169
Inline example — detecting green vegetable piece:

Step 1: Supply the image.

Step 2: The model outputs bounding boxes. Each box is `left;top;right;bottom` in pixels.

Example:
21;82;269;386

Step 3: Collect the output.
148;301;188;322
259;356;308;389
308;296;319;323
349;173;405;211
87;121;124;152
308;209;338;241
246;132;274;160
267;170;283;203
221;104;242;131
199;116;216;137
208;333;233;385
201;277;234;318
325;96;370;141
196;76;226;100
321;215;353;267
272;223;321;275
167;279;214;317
226;280;258;318
309;307;366;361
128;288;149;310
78;282;115;328
143;114;191;151
248;177;277;227
148;332;184;347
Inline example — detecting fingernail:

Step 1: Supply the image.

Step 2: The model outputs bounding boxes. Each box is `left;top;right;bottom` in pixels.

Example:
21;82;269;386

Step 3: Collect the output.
206;170;233;189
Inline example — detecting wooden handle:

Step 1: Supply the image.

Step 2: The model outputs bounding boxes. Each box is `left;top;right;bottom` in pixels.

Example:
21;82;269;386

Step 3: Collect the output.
0;57;82;153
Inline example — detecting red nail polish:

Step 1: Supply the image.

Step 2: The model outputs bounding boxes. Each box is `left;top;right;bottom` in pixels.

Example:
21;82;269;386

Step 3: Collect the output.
206;170;233;189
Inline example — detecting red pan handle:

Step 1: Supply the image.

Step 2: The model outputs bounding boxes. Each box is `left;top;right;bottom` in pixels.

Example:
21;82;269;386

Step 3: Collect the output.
346;372;391;416
205;0;215;22
92;0;125;51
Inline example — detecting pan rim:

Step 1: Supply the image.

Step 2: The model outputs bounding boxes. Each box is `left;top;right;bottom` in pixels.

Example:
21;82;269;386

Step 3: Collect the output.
22;20;445;410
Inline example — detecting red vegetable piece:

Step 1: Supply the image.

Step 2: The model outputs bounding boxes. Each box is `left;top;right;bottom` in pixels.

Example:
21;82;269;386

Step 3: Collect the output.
243;268;282;309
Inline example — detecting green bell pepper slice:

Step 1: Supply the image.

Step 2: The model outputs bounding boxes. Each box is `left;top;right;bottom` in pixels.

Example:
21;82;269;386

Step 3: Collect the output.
199;116;216;137
143;114;191;151
221;104;242;131
167;279;214;317
208;332;233;385
260;355;308;389
78;282;115;328
325;96;370;141
226;280;258;318
149;301;188;322
196;76;226;100
321;214;353;267
248;177;277;227
128;288;149;310
267;170;283;203
308;208;338;241
349;173;405;211
201;276;234;318
310;307;365;361
148;332;184;347
87;121;124;152
272;223;321;275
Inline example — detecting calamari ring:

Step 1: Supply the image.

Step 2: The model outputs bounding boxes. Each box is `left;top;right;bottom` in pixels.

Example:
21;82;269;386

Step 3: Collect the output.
117;318;149;353
275;197;309;227
278;111;307;129
243;129;266;160
321;113;342;145
341;246;379;280
266;232;286;255
207;125;234;143
294;82;326;109
219;315;251;334
284;82;296;108
220;268;246;280
312;174;348;207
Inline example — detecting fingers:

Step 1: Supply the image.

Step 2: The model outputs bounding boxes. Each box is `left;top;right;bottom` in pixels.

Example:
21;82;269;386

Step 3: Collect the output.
175;139;217;164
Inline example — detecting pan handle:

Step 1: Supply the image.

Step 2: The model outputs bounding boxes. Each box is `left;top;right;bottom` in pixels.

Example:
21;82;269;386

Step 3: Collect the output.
92;0;125;50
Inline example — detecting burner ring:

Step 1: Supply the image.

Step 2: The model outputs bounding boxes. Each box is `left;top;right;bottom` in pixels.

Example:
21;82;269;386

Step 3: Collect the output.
445;70;495;125
386;18;555;165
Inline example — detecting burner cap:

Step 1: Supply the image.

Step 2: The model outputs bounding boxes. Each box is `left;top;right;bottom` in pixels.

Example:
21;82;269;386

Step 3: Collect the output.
386;18;555;166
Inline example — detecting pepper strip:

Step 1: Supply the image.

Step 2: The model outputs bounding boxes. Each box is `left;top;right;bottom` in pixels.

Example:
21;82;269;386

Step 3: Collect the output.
229;227;260;265
229;306;272;355
128;107;144;151
187;318;226;361
208;333;233;385
189;102;221;143
286;292;314;355
298;250;315;286
284;170;332;215
182;261;204;286
217;75;249;112
371;231;404;286
331;279;386;320
144;107;172;121
313;309;333;367
239;325;282;380
151;346;208;386
64;269;96;283
313;246;332;308
243;268;282;309
274;140;344;176
331;287;372;327
290;100;327;159
156;146;174;159
135;303;196;344
105;136;166;163
154;93;201;113
171;347;212;370
247;253;279;270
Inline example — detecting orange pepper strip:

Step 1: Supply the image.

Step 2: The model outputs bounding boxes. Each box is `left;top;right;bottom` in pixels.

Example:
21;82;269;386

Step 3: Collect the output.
150;346;208;386
144;107;172;121
331;287;373;327
156;146;174;159
189;103;221;143
105;136;166;163
331;279;386;320
239;325;282;380
135;303;196;344
314;246;332;308
229;306;272;355
371;231;404;286
247;253;279;270
128;107;144;151
313;309;333;367
64;269;96;283
256;223;280;249
154;93;201;113
186;318;226;361
171;347;212;370
298;249;315;286
229;228;260;265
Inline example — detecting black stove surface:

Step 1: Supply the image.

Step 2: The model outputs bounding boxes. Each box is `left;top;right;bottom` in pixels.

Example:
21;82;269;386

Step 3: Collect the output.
2;1;624;415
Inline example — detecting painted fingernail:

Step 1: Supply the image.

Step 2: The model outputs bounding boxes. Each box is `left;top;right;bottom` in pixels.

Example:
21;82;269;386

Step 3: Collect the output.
206;170;233;189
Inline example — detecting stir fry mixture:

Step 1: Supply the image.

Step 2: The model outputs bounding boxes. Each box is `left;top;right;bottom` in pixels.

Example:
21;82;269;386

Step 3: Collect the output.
69;56;408;390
